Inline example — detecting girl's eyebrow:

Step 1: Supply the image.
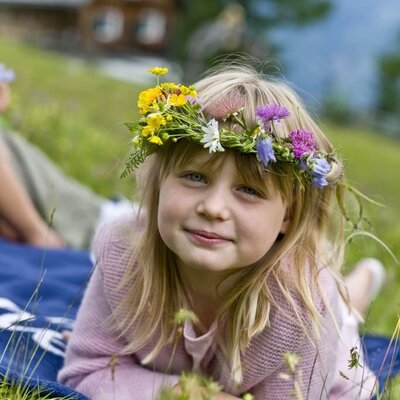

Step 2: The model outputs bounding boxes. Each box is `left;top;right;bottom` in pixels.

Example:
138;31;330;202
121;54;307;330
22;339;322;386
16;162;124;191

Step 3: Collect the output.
183;161;204;168
180;159;214;170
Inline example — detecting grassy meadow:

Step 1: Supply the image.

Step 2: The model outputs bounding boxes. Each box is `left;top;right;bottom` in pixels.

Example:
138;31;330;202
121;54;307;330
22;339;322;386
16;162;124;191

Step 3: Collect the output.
0;36;400;397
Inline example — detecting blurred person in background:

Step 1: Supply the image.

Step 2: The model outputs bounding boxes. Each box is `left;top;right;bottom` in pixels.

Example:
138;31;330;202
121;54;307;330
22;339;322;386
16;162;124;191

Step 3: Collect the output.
0;63;133;249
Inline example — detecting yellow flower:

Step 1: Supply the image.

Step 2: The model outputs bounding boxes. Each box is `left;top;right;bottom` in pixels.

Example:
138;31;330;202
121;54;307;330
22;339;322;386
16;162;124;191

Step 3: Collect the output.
137;87;162;114
160;82;180;92
173;309;199;326
148;135;163;145
169;93;187;107
147;113;166;130
141;125;155;137
180;85;198;98
131;135;141;146
148;67;169;76
283;352;301;373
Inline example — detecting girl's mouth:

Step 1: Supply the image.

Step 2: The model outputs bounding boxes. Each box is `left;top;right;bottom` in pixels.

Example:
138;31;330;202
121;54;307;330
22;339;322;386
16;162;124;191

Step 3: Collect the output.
185;229;232;245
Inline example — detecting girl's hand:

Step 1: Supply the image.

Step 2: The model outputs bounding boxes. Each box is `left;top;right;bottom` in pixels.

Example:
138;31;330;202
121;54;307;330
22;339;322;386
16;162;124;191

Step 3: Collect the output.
62;330;72;343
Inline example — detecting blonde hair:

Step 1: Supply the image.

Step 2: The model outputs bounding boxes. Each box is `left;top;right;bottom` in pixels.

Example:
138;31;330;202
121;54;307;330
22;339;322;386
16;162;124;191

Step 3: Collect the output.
111;65;346;384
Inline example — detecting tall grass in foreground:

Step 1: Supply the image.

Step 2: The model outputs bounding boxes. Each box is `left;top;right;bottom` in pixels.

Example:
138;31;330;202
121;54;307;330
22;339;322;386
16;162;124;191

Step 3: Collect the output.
0;270;73;400
0;381;67;400
3;301;398;399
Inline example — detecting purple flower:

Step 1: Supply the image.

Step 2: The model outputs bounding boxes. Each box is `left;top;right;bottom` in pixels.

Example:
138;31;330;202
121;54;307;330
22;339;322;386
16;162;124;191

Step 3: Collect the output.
0;63;15;83
311;157;331;188
289;129;316;158
256;137;276;166
186;95;198;104
186;95;204;110
256;104;290;130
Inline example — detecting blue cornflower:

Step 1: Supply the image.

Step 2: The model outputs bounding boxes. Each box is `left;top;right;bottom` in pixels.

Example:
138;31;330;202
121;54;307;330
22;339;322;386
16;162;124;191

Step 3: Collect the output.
256;137;276;166
311;157;331;188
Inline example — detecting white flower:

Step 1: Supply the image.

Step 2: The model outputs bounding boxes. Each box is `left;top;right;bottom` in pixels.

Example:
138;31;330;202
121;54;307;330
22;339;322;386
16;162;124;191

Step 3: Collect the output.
257;119;266;134
200;119;225;153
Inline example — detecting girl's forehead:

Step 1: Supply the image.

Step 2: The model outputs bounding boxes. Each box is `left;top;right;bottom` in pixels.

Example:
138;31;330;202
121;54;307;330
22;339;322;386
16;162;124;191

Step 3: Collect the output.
178;149;232;171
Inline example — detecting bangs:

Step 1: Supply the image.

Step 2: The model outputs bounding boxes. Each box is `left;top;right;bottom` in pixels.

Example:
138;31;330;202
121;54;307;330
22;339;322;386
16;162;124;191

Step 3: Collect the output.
236;153;296;202
158;140;206;181
158;139;293;201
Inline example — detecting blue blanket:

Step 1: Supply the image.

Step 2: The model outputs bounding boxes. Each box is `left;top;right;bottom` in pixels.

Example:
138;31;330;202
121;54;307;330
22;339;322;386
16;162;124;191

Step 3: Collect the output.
0;238;399;399
0;238;91;399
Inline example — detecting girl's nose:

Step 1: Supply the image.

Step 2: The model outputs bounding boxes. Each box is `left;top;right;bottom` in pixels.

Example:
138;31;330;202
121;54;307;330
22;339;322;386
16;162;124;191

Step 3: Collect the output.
196;187;230;221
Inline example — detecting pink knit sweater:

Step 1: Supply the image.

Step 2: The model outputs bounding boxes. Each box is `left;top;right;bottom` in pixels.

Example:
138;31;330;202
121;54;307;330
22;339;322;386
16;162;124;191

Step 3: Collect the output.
58;217;375;399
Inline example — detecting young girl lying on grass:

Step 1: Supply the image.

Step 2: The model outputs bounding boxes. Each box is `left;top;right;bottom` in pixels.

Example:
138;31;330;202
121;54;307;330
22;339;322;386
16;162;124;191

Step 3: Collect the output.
58;65;384;399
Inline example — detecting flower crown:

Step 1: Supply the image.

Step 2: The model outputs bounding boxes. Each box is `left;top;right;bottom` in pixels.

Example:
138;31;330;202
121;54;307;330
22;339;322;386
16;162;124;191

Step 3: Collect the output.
123;67;334;188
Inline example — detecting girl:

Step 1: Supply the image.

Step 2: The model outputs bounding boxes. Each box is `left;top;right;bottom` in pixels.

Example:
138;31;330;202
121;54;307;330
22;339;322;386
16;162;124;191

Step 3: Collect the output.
58;65;378;399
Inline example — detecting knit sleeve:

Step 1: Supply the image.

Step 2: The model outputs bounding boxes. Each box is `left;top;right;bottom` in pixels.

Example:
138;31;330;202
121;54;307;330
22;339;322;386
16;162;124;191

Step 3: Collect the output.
58;219;179;400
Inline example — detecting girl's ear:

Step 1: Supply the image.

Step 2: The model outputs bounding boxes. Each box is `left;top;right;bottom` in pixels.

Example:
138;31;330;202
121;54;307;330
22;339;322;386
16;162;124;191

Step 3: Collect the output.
279;208;291;235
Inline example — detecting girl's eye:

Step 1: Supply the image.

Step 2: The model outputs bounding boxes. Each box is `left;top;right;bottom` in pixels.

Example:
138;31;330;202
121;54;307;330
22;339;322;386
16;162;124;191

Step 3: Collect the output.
183;172;205;183
239;186;261;197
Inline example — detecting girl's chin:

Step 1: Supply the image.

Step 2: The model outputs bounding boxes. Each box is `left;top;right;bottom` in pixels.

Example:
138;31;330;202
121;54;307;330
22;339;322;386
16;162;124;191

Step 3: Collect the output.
177;257;241;275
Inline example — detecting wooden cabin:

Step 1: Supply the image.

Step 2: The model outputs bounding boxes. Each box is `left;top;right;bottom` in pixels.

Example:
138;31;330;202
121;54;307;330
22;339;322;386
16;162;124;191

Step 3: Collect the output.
0;0;180;53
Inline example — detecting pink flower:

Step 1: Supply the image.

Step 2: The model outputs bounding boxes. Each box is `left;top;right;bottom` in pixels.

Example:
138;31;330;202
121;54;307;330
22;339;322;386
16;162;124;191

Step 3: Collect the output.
289;129;316;158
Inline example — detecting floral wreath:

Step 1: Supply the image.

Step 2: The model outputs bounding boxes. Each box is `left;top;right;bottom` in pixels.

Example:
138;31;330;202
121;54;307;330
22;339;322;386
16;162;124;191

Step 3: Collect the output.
122;67;335;188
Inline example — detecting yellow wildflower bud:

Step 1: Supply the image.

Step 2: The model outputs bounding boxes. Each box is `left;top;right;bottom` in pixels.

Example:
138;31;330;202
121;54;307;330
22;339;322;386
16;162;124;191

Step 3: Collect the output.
162;133;169;140
148;67;169;76
169;93;187;107
283;352;300;373
179;85;189;95
141;125;155;137
131;136;141;146
160;82;179;92
180;85;198;98
188;86;198;97
148;135;163;145
173;309;199;326
166;115;173;122
147;113;166;130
